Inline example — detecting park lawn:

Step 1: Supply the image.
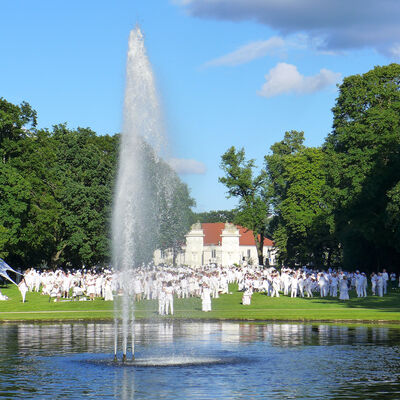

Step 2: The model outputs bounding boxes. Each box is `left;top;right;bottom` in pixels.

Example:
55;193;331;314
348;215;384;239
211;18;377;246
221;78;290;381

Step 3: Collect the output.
0;284;400;323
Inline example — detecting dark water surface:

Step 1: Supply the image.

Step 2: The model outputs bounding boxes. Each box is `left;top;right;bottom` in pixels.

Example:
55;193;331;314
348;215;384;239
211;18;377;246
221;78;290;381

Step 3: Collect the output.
0;321;399;399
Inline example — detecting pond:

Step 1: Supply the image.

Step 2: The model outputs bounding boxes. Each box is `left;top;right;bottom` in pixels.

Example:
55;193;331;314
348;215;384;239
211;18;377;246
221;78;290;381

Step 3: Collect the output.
0;321;399;399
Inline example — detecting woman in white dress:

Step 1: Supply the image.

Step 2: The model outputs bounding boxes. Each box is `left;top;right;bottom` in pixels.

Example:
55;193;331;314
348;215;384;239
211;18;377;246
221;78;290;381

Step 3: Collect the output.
86;276;96;301
18;278;29;303
201;284;212;312
339;276;349;300
104;278;113;301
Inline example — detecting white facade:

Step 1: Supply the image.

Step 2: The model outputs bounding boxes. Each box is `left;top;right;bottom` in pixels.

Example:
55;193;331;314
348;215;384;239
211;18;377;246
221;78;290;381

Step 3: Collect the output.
154;222;276;267
184;222;205;266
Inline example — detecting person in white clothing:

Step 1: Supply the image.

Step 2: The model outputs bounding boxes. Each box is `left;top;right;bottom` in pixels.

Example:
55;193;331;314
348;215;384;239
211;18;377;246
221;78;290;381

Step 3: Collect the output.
376;273;384;297
390;272;396;290
297;274;305;298
318;273;329;297
158;283;166;315
382;269;389;294
355;271;363;297
242;286;253;305
18;278;29;303
164;282;174;315
304;275;313;298
339;276;349;300
290;275;298;298
329;274;339;297
271;274;280;297
201;284;212;311
370;272;377;295
104;278;113;301
361;273;368;297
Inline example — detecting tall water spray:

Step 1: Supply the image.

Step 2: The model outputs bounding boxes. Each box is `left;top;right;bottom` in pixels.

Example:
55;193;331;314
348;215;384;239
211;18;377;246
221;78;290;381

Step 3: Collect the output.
112;26;166;361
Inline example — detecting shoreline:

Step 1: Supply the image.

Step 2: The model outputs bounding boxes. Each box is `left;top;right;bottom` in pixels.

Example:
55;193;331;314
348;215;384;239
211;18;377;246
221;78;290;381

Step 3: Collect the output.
1;314;400;326
2;285;400;325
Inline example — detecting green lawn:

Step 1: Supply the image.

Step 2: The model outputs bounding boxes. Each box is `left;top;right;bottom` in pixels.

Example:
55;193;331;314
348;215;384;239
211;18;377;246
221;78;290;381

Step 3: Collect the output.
1;284;400;324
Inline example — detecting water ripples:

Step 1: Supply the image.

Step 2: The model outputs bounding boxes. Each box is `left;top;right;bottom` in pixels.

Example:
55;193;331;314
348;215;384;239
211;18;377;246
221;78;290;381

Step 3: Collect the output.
0;322;399;399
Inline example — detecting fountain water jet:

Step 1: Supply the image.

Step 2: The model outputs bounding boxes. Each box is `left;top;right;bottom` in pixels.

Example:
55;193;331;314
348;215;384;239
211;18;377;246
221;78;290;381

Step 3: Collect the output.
112;26;166;362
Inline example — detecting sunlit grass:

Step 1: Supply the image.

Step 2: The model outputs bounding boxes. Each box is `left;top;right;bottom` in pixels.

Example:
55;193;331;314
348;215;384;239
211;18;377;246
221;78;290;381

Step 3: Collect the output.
1;283;400;323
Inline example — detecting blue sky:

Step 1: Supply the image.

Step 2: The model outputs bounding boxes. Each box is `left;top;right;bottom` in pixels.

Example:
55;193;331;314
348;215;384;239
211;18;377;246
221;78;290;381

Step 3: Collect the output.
1;0;399;211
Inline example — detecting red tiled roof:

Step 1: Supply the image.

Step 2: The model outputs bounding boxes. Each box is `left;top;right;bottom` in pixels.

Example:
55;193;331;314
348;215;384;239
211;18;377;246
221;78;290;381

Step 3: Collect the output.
202;222;224;246
201;222;273;247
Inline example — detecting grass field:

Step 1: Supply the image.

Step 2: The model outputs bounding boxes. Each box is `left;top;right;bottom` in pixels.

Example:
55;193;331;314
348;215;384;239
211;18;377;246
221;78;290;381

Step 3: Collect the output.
1;284;400;324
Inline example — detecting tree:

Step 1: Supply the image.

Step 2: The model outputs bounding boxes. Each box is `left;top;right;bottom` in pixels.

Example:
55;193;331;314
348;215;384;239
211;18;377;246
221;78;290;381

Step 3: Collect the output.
324;63;400;271
158;166;195;265
0;97;37;161
219;146;271;265
190;209;236;224
0;98;196;268
0;163;31;261
51;124;118;267
266;132;338;267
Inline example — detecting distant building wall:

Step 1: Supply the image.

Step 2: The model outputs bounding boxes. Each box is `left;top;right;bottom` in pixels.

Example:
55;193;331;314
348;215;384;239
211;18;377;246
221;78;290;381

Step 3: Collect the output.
154;222;277;267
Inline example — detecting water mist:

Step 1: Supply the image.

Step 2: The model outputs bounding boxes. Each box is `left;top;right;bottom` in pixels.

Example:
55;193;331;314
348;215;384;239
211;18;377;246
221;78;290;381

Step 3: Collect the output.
112;26;166;361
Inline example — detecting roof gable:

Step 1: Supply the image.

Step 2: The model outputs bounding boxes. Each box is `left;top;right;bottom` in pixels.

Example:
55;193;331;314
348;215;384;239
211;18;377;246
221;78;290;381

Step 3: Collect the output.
200;222;273;246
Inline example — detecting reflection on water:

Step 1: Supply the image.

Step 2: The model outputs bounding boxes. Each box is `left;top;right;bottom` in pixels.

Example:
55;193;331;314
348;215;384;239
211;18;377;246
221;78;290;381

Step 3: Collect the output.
0;322;399;399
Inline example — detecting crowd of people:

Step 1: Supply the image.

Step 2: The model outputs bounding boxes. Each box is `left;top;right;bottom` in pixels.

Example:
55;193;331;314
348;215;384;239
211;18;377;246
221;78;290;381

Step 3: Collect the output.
19;268;114;303
238;265;397;304
10;263;399;312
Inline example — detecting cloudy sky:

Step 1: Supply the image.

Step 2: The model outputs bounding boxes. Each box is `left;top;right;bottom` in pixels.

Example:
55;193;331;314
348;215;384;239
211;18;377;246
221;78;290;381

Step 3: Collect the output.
1;0;398;211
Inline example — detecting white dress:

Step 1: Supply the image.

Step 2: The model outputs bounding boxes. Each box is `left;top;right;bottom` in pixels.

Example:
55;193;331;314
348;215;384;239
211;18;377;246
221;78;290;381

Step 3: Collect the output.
339;279;349;300
18;281;29;302
201;287;212;311
242;289;252;305
104;281;113;301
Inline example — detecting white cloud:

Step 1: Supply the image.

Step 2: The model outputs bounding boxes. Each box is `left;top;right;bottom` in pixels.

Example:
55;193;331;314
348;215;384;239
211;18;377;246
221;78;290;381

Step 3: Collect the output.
168;158;207;175
258;63;341;98
203;37;285;67
178;0;400;57
389;43;400;59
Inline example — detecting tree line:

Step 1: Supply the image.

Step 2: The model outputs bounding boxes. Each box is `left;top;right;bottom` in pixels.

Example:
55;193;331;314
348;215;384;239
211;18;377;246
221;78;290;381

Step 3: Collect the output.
0;98;194;268
219;64;400;272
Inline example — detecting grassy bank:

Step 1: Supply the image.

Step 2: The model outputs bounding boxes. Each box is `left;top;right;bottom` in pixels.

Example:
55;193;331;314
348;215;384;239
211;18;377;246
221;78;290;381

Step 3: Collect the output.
1;284;400;323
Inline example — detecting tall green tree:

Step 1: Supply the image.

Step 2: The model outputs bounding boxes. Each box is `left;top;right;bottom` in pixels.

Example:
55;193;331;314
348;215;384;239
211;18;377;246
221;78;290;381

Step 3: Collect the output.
0;98;196;268
0;98;37;161
266;131;338;267
219;146;271;265
51;124;118;267
324;63;400;270
0;163;31;260
9;128;62;266
157;166;195;265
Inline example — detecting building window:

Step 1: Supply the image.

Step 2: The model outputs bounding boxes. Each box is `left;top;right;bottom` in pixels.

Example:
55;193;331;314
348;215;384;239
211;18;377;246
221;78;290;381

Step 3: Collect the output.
211;249;216;258
247;249;251;258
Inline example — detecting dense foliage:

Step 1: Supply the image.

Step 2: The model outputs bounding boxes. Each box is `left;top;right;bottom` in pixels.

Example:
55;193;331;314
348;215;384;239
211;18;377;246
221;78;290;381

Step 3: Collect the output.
265;131;339;268
220;64;400;271
0;98;194;268
191;209;236;224
219;147;270;265
324;63;400;271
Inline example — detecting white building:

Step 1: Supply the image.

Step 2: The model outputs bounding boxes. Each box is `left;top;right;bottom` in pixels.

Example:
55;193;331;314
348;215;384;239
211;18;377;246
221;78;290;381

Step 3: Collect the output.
154;222;276;267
